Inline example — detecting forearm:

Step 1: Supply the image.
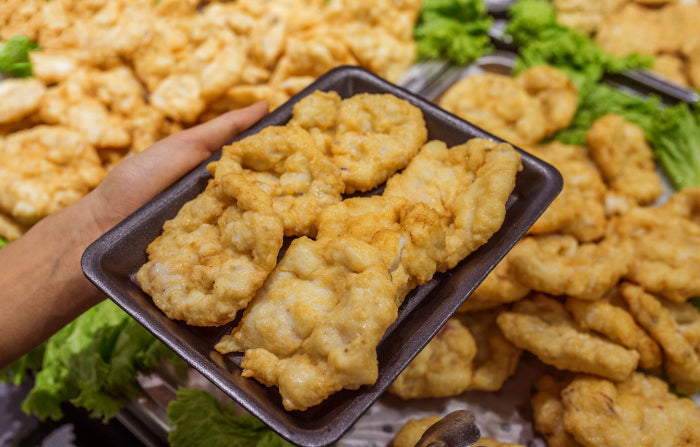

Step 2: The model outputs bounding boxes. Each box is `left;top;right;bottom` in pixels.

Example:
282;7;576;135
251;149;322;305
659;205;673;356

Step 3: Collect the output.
0;194;105;369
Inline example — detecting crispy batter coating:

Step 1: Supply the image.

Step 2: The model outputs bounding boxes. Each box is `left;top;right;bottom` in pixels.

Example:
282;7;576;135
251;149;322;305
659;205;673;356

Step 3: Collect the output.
392;416;443;447
457;252;530;312
610;205;700;302
389;318;477;399
620;282;700;395
652;54;690;87
565;294;662;370
595;3;665;57
215;236;399;411
496;294;639;381
531;374;582;447
553;0;628;34
586;114;664;205
384;138;522;270
439;73;548;147
561;372;700;447
39;67;144;149
136;180;284;327
316;195;446;303
208;125;344;237
459;308;522;392
509;234;632;300
289;90;428;193
527;142;607;242
660;187;700;225
515;66;578;137
269;31;358;95
0;125;105;224
0;79;46;125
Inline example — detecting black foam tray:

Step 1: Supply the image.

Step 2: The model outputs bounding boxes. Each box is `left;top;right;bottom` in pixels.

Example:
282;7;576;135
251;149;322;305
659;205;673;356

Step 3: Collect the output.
82;65;562;447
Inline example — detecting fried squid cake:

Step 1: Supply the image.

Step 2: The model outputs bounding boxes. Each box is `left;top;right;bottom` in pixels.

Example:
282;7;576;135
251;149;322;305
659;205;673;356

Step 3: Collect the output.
208;125;344;237
215;235;399;411
0;125;106;225
610;202;700;302
561;372;700;447
508;233;632;300
136;180;284;326
288;90;428;193
388;318;477;399
383;138;522;270
496;294;639;381
586;114;664;205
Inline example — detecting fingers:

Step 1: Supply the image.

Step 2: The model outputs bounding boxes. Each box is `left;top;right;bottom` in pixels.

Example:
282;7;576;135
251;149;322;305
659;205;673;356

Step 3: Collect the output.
172;101;270;156
90;102;269;228
120;101;269;189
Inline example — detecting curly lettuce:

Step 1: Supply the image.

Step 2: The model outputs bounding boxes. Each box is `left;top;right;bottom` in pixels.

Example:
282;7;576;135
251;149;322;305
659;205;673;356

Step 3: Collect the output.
1;300;182;421
414;0;493;65
0;35;40;78
167;387;293;447
504;0;651;96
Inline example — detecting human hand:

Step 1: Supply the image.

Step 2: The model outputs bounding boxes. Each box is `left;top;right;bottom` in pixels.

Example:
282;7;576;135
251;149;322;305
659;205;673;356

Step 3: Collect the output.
87;101;269;234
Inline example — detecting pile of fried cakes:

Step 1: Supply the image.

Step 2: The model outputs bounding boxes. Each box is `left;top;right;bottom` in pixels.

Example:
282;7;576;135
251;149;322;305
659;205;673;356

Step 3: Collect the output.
389;65;700;447
0;0;421;241
137;90;523;411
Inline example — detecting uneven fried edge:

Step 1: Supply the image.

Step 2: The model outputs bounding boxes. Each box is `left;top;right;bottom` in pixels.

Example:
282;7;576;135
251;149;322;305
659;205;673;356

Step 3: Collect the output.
562;372;700;447
531;374;582;447
565;294;662;371
620;282;700;395
496;294;639;381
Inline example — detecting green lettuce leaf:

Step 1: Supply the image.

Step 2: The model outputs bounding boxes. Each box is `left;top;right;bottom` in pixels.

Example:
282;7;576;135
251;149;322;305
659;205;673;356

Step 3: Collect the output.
414;0;493;65
0;35;40;78
553;83;700;189
167;387;293;447
0;236;7;249
1;300;182;422
505;0;651;96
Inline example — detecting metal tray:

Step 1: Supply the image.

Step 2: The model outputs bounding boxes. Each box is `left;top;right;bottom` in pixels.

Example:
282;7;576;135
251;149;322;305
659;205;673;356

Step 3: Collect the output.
81;65;562;447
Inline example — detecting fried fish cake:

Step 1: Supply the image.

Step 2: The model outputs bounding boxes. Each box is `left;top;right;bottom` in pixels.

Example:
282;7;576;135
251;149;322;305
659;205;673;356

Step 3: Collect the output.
620;282;700;395
553;0;628;35
531;374;582;447
136;180;284;327
586;114;664;205
289;90;428;193
384;138;522;270
459;308;522;392
208;125;344;237
316;195;446;303
561;372;700;447
660;186;700;225
0;125;106;224
215;236;399;411
595;3;664;57
526;142;607;242
457;252;530;312
565;294;662;370
515;65;578;137
610;205;700;302
388;318;477;399
0;79;46;125
439;73;548;147
496;294;639;381
39;67;143;149
392;416;442;447
509;234;633;300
